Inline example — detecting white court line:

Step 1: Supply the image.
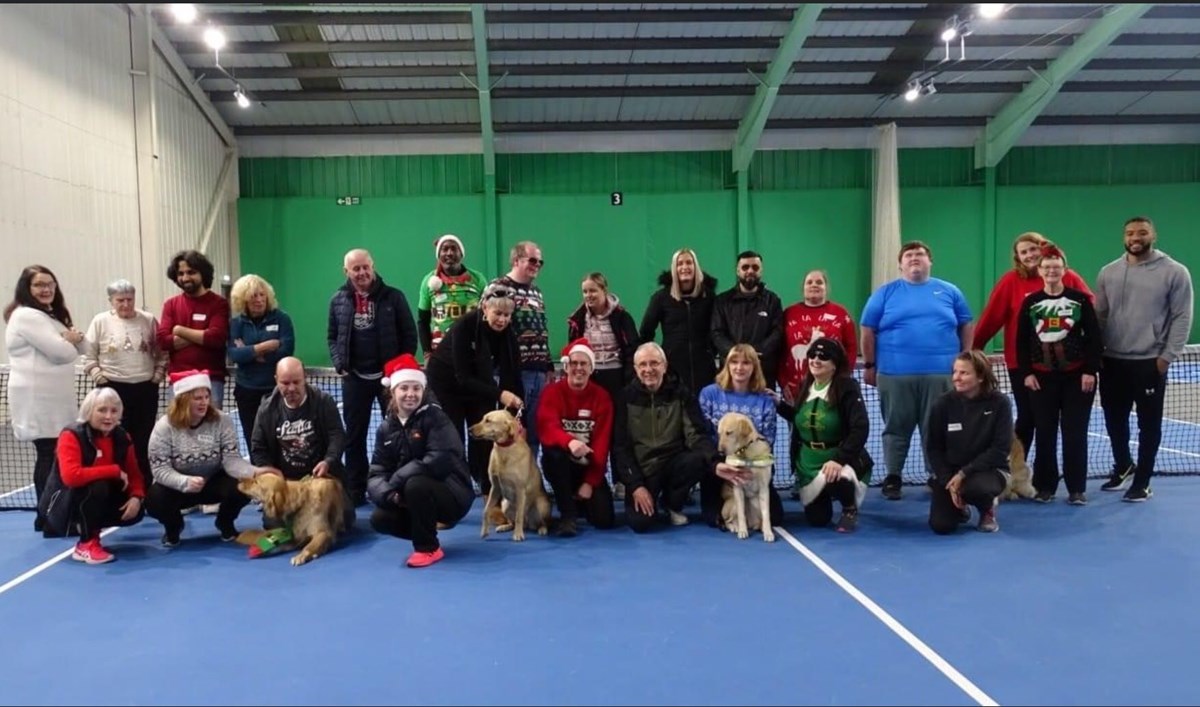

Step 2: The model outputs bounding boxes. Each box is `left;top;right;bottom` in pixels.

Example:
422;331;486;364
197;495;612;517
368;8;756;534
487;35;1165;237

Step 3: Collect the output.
0;527;120;598
775;527;999;707
1086;432;1200;459
0;484;33;501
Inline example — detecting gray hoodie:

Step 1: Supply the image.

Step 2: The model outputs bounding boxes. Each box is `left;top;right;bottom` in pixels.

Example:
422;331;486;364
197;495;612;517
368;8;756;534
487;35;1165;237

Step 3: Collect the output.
1095;250;1193;362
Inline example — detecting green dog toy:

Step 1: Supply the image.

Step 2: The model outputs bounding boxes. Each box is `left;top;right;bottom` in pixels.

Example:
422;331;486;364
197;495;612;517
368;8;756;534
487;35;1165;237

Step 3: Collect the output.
247;524;294;559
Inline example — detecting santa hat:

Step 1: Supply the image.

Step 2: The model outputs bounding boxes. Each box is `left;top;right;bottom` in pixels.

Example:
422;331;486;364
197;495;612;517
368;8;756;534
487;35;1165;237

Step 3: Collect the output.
560;337;596;369
382;353;426;388
428;234;466;293
170;369;212;397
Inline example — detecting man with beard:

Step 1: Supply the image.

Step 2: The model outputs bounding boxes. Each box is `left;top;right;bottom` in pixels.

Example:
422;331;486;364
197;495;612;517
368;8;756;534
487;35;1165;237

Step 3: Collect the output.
417;234;487;360
157;250;230;407
711;250;784;385
1095;216;1193;502
327;248;418;505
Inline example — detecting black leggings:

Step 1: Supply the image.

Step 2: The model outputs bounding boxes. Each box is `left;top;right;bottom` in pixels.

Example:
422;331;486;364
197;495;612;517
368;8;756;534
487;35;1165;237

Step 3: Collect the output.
929;470;1006;535
369;475;472;553
803;478;859;528
73;479;146;539
146;473;251;536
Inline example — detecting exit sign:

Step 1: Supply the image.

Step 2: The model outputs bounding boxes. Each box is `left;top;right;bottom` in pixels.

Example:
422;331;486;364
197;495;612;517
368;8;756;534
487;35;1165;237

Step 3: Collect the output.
336;196;361;206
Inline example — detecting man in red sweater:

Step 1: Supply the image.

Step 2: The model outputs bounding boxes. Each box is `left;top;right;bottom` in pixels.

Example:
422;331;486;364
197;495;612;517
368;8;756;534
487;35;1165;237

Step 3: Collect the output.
156;250;231;408
536;338;616;537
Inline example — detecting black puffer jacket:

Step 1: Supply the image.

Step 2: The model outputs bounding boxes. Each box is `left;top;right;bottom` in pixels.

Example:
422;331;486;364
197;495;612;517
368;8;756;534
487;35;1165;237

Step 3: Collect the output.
638;272;719;395
326;274;418;373
366;396;474;513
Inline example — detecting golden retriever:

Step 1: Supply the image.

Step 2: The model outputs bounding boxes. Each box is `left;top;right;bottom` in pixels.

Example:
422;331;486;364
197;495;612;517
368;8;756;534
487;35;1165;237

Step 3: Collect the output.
716;412;776;542
469;409;551;542
235;473;349;566
1001;436;1036;501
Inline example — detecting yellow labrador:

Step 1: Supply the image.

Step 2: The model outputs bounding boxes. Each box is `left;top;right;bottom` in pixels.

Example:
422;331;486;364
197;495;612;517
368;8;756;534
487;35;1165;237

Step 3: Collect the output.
716;412;776;542
1001;436;1036;501
469;409;551;542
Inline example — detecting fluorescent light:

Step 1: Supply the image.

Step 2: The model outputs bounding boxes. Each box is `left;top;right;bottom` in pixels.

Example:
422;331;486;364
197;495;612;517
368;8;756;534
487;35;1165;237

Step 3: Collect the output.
904;84;920;102
203;27;226;51
941;26;958;42
234;89;250;109
170;4;197;23
977;4;1007;19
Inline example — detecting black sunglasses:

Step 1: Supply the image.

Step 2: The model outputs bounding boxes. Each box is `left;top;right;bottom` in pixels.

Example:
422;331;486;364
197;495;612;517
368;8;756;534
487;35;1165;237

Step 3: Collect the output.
525;257;545;267
807;350;833;361
484;286;515;301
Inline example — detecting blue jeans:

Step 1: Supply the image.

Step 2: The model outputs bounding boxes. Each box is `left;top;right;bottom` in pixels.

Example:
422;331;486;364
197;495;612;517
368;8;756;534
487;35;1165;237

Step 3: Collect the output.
521;369;546;456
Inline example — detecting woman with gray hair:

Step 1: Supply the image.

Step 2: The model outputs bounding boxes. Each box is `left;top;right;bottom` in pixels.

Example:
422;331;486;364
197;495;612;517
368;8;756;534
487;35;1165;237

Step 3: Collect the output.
38;387;146;563
82;278;167;487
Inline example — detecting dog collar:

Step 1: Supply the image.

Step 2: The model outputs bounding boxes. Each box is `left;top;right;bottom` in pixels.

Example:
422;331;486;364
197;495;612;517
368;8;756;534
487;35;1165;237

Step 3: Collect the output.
494;438;516;448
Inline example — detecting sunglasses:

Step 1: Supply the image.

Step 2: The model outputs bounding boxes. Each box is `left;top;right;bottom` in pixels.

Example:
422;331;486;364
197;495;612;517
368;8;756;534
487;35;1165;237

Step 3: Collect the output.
484;286;515;301
525;257;545;267
807;350;833;361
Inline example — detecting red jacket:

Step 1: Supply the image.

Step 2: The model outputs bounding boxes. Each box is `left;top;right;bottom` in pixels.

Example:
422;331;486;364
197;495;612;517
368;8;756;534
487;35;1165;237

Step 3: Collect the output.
56;429;146;498
974;269;1093;370
156;291;230;378
535;379;613;488
779;301;858;397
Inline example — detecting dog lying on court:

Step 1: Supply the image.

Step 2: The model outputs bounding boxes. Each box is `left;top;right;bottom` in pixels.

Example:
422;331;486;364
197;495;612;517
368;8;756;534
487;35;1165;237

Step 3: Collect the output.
469;409;552;542
235;473;349;566
1000;436;1036;501
716;412;776;542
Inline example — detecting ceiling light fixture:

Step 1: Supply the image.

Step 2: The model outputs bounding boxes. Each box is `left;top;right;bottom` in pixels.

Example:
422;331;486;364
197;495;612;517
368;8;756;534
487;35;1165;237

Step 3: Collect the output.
169;4;197;23
203;27;226;51
977;4;1007;20
234;87;250;109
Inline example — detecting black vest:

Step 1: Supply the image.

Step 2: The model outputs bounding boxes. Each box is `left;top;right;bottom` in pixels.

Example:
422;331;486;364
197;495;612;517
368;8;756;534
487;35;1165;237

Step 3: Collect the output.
38;423;132;538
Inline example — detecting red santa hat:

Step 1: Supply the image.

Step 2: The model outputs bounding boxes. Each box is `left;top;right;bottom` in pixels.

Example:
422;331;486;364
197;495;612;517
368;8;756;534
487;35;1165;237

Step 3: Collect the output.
170;369;212;397
382;354;426;388
560;338;596;368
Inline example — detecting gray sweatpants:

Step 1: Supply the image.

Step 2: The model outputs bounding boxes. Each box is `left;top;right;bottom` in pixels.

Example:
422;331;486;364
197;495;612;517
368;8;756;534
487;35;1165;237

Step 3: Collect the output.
877;373;952;480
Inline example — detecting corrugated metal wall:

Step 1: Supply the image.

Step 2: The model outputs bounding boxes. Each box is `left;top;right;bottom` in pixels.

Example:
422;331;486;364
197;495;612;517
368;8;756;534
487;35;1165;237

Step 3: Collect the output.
0;4;141;360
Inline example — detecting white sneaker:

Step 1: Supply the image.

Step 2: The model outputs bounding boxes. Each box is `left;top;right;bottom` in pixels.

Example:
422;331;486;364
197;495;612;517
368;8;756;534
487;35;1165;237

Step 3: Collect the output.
668;510;689;526
200;503;219;515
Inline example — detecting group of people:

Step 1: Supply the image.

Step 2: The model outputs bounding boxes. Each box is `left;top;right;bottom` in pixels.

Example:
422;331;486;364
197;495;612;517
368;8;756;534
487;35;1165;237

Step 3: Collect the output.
2;215;1192;567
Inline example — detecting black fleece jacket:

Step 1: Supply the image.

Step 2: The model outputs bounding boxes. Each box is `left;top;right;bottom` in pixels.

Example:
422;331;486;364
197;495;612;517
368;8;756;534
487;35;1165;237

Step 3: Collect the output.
925;390;1013;485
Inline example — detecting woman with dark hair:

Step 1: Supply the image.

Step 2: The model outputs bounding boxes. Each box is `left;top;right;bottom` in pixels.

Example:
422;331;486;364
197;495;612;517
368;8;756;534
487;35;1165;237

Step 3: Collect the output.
4;265;86;530
638;248;719;394
778;337;871;533
368;354;473;568
973;231;1092;454
925;350;1014;534
426;283;524;495
567;271;639;397
779;269;858;402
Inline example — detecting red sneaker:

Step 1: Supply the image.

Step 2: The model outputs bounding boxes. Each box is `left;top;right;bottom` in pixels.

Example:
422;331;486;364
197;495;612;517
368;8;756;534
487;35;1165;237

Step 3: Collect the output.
72;538;114;565
406;547;445;568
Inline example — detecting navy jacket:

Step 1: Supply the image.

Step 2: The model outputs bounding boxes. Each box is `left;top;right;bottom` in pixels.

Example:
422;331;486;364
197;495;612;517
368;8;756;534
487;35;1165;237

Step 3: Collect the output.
326;275;418;373
367;397;474;513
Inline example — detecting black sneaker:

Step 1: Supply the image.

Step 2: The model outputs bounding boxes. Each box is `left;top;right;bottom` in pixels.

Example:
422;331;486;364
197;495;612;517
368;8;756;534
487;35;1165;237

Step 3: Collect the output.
835;507;858;533
978;506;999;533
216;521;238;542
555;518;578;538
1101;464;1135;492
161;530;181;548
1067;492;1088;506
1122;486;1153;503
1034;491;1055;504
958;505;971;524
881;475;902;501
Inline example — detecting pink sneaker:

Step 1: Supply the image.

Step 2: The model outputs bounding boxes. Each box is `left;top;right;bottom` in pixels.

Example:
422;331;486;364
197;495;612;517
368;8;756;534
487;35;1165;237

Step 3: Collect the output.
72;538;114;565
406;547;445;568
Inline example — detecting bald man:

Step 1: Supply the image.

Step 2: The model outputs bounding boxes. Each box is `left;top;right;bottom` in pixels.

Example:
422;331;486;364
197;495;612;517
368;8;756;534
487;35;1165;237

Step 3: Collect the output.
327;248;418;504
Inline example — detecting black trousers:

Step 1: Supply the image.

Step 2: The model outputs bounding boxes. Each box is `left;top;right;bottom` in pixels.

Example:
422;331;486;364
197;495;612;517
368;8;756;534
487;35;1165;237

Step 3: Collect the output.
101;380;160;487
1007;368;1036;455
369;475;472;553
232;384;272;452
699;465;784;528
427;372;494;496
1100;357;1167;488
1030;370;1095;495
32;438;57;531
625;449;709;534
929;470;1006;535
146;473;251;536
341;374;390;501
541;447;615;529
804;478;859;528
73;479;145;540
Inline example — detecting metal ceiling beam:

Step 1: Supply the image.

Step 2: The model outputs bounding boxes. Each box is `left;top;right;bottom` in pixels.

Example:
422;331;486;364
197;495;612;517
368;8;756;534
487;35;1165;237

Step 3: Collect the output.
231;113;1200;137
974;4;1153;169
174;34;1200;55
469;4;494;176
206;80;1199;103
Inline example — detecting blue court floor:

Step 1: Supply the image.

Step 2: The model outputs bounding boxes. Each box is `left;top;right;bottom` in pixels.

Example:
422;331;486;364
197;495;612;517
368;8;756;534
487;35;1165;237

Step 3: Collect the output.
0;475;1196;706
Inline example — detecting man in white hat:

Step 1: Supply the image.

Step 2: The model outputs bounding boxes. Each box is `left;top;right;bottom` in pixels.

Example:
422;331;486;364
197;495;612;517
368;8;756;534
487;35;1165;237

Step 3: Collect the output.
417;234;488;361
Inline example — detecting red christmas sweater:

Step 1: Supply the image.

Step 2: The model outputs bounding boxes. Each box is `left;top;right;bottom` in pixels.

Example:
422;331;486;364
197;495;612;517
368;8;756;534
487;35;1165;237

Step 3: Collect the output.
779;301;858;397
974;269;1092;370
535;379;613;488
56;430;146;497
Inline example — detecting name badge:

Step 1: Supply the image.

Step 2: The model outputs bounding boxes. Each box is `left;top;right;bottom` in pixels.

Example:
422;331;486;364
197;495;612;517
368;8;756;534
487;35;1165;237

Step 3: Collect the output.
265;324;279;332
192;313;207;322
579;409;592;418
198;434;215;445
947;423;963;432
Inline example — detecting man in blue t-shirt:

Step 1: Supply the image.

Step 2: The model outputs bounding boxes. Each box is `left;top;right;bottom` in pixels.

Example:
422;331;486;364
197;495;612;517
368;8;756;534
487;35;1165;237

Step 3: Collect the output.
860;240;974;500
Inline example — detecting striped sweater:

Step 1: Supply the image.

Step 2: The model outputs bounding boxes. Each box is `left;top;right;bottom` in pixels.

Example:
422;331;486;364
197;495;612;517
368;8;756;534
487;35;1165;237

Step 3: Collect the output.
147;412;254;492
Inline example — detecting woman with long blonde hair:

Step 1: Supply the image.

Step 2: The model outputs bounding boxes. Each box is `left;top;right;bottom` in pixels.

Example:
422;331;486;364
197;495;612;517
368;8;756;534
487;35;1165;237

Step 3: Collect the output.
638;248;719;394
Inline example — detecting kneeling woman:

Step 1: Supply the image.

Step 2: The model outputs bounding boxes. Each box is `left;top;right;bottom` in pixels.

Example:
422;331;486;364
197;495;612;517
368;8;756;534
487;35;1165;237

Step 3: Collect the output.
368;354;474;568
40;387;146;564
779;338;871;533
146;370;263;546
925;350;1013;534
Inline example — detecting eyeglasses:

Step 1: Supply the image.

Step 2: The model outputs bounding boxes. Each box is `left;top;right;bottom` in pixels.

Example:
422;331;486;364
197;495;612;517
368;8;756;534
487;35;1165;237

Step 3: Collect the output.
525;257;544;267
30;281;56;291
807;350;833;361
739;264;762;272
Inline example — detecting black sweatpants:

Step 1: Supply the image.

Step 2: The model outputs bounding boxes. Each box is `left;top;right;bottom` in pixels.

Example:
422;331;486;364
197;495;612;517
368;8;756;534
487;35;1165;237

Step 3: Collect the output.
369;475;472;553
1030;370;1095;495
232;384;272;452
341;374;390;502
73;479;146;539
929;469;1006;535
1007;367;1036;455
803;478;859;528
1100;357;1167;489
625;449;709;534
146;472;251;537
541;447;615;529
102;380;160;488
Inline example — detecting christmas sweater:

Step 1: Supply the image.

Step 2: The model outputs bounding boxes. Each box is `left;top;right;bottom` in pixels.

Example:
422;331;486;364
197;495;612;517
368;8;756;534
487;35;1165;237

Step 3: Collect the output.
1016;287;1103;375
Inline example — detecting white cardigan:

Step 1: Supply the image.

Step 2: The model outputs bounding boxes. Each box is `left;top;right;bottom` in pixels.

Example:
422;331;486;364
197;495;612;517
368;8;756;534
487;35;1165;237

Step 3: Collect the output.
4;307;85;441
